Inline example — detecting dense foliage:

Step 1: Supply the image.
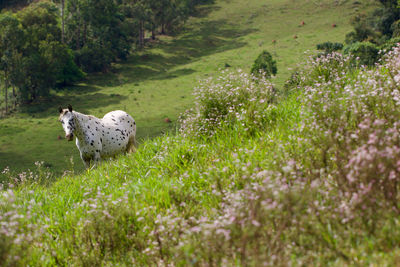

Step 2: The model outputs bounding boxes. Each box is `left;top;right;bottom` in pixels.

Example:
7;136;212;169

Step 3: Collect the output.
345;0;400;45
343;41;379;66
0;0;28;9
340;0;400;66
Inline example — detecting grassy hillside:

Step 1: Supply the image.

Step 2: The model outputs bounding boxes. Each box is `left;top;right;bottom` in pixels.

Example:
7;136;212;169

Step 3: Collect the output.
3;45;400;264
4;0;400;265
0;0;376;175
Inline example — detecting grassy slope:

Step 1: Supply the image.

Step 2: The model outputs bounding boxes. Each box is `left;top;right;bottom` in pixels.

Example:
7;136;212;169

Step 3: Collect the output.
0;0;374;175
2;0;394;265
4;90;303;265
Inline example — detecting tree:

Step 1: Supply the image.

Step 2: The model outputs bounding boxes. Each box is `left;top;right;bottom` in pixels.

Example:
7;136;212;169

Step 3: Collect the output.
66;0;131;71
250;50;277;79
41;41;85;85
15;1;82;102
17;2;61;101
0;13;24;113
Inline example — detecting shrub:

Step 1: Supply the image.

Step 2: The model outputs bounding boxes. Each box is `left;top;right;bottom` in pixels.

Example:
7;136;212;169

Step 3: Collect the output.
343;41;379;66
298;52;353;85
284;52;354;94
179;69;276;138
391;19;400;37
380;37;400;54
298;47;400;219
316;41;344;53
250;50;277;78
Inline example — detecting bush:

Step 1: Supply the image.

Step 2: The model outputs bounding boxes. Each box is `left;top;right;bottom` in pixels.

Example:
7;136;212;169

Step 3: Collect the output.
298;48;400;216
179;69;276;138
283;52;355;94
316;41;343;53
379;36;400;53
391;19;400;37
250;50;277;78
343;41;379;66
299;52;354;85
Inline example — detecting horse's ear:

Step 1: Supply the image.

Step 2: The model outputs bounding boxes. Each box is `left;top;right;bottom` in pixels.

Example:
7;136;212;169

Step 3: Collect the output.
67;104;73;112
58;106;63;113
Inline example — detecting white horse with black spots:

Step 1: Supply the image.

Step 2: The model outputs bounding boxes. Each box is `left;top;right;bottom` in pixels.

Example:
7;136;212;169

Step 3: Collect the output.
58;105;136;169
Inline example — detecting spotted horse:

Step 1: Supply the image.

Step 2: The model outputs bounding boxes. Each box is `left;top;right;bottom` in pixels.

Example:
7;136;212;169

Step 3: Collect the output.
58;105;136;169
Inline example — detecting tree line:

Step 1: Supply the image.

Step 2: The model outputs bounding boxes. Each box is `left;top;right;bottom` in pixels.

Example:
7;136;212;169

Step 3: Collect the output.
0;0;210;114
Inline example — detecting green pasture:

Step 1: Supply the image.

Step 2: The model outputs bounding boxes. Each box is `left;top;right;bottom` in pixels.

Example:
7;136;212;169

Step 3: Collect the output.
0;0;376;174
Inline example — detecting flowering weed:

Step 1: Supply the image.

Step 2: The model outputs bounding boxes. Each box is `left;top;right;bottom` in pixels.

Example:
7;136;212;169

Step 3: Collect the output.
180;69;276;138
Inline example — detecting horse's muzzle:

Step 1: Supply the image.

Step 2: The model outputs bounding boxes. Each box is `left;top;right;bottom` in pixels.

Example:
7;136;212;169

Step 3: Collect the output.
66;134;74;141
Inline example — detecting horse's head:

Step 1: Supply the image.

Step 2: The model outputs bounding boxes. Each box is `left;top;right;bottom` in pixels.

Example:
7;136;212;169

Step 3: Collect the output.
58;104;75;141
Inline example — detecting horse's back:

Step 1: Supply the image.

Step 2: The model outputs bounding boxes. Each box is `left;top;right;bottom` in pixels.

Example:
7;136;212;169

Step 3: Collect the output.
102;110;136;133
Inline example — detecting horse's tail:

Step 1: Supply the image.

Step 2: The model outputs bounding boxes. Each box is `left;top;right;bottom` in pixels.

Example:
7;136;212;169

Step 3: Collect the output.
127;134;137;153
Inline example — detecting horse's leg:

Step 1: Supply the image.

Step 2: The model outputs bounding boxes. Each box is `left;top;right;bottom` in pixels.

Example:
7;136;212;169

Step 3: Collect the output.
81;154;90;169
90;151;101;170
126;134;137;153
77;140;89;169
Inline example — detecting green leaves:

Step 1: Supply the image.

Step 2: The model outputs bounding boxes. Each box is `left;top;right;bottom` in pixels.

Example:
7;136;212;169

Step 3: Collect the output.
250;50;277;79
0;2;83;104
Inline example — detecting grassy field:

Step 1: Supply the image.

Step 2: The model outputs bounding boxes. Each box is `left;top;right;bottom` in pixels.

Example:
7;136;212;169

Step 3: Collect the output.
4;0;400;265
0;0;375;175
3;46;400;264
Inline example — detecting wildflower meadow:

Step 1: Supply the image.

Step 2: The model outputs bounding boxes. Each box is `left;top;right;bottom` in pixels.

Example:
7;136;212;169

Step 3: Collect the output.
2;45;400;265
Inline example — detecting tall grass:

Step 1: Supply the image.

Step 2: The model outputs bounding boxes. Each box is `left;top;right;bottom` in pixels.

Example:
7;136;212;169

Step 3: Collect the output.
2;46;400;265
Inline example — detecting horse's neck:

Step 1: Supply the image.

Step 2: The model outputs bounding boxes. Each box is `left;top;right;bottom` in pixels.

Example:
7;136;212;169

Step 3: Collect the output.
73;111;89;140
